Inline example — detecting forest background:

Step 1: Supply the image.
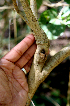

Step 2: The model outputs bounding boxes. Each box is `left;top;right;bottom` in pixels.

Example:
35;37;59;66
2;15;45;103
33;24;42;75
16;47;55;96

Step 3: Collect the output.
0;0;70;106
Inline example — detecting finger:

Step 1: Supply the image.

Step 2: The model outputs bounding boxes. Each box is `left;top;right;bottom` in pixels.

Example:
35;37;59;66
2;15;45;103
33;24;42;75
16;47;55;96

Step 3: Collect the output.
23;57;33;73
3;34;35;62
15;43;37;68
13;66;28;92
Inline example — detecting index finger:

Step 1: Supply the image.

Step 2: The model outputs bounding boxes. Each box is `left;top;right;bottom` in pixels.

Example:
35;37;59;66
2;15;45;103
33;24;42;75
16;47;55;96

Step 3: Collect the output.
2;34;35;62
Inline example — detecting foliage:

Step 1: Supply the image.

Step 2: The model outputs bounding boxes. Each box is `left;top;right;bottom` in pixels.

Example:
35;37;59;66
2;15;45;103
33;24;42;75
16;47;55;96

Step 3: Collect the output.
39;8;58;24
64;0;70;4
39;5;70;40
61;6;70;27
36;0;43;9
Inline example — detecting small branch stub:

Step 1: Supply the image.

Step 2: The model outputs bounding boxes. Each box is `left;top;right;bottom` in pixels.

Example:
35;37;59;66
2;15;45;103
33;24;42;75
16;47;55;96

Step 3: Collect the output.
39;49;46;60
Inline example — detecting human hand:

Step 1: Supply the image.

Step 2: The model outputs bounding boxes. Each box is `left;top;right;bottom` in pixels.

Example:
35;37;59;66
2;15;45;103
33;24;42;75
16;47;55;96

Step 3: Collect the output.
0;34;36;106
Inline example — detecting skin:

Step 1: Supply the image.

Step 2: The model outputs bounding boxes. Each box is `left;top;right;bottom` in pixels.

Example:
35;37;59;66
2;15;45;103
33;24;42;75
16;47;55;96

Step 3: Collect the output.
0;34;37;106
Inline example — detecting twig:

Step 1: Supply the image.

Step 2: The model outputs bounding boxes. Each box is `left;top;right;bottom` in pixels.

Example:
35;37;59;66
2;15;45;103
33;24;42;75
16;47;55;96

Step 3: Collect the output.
46;95;60;106
12;0;29;27
13;0;18;44
8;19;11;51
13;12;17;44
0;6;14;10
43;1;69;7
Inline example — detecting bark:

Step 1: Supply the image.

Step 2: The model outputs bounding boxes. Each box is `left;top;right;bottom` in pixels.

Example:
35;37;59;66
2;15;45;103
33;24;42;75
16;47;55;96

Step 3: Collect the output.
27;43;70;105
30;0;38;19
12;0;70;106
43;1;69;7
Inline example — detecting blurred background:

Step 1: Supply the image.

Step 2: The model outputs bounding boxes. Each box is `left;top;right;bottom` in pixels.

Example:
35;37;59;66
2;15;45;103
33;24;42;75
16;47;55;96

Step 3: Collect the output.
0;0;70;106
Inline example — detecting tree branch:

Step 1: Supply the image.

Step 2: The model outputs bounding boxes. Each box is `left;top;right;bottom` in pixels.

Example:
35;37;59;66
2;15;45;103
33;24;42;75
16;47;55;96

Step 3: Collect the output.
42;43;70;81
0;6;14;10
12;1;70;106
30;0;38;19
12;0;49;75
27;43;70;105
12;0;49;44
12;0;28;23
43;1;69;7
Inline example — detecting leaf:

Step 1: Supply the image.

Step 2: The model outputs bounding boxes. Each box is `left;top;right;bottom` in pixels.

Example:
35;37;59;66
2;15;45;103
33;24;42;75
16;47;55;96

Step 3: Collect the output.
39;8;57;24
64;0;70;4
36;0;43;9
51;90;60;97
61;11;70;19
41;23;66;40
67;14;70;21
47;23;65;36
49;18;63;25
61;6;70;19
65;21;70;27
63;6;70;13
67;24;70;27
60;6;70;28
65;21;70;25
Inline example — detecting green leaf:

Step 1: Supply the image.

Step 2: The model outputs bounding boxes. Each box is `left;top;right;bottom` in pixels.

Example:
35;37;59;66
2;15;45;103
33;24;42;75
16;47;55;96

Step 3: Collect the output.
65;21;70;24
67;24;70;27
61;11;70;19
63;6;70;13
64;0;70;4
39;8;57;24
36;0;43;9
41;23;66;40
67;14;70;21
66;21;70;27
51;90;60;97
61;6;70;19
50;18;63;25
